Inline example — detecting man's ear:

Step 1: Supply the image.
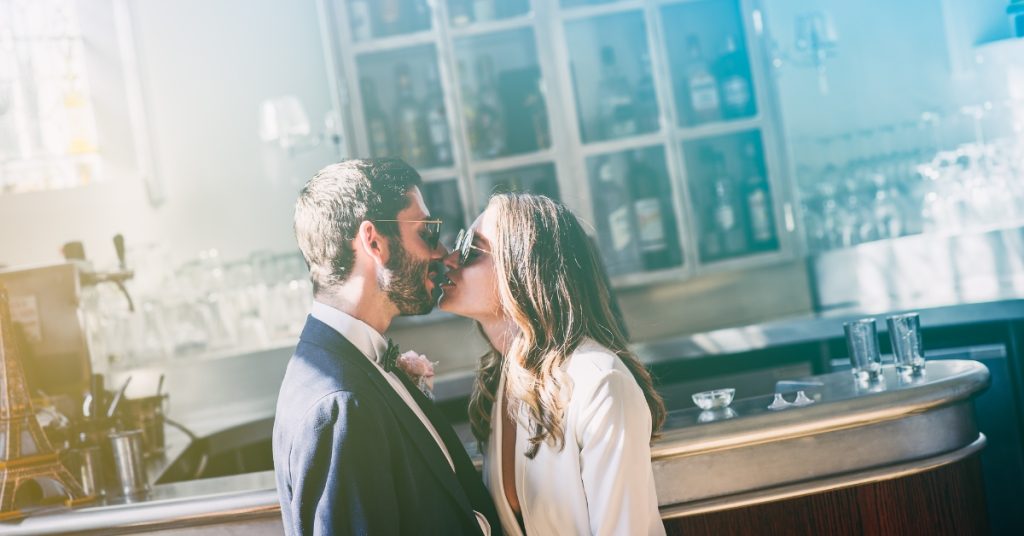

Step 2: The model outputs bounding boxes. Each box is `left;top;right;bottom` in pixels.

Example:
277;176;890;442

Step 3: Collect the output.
357;220;389;266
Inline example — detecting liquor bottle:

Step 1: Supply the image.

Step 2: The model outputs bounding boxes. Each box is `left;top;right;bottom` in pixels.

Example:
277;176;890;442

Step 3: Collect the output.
596;46;637;139
378;0;401;35
710;152;746;256
682;35;720;125
424;64;452;166
393;63;429;166
473;0;495;23
715;35;755;120
472;55;506;159
349;0;373;41
360;78;393;157
525;81;550;150
628;151;673;270
633;50;659;133
596;153;641;274
741;142;775;246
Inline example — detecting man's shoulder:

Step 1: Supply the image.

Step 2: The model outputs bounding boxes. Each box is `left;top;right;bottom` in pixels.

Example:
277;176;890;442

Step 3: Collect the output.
278;341;381;413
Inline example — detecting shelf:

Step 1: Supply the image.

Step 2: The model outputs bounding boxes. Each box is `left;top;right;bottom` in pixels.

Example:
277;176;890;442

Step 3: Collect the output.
448;14;534;38
558;0;646;22
579;132;669;157
467;149;556;174
674;116;763;141
351;30;438;55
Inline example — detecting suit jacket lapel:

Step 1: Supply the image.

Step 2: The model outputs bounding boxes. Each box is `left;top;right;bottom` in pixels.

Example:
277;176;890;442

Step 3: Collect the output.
394;372;478;474
298;318;475;520
393;371;502;531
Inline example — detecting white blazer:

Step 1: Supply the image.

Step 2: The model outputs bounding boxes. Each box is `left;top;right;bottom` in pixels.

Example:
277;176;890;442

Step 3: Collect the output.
483;339;666;536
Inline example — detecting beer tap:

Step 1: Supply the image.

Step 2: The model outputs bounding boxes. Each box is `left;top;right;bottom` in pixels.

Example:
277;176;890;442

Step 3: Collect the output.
69;234;135;312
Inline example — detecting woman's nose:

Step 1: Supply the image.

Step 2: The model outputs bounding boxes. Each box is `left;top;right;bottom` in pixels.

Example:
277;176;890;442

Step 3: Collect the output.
442;250;460;270
431;240;451;260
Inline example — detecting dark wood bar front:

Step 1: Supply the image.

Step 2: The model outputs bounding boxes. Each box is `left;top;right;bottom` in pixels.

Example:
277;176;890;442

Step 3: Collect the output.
666;455;988;536
653;360;990;536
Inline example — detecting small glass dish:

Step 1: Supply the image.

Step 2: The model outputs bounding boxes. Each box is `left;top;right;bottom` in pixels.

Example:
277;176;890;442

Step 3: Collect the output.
692;388;735;410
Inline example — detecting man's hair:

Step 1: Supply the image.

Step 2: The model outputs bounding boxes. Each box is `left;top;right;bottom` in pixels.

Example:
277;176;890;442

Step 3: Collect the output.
294;158;422;294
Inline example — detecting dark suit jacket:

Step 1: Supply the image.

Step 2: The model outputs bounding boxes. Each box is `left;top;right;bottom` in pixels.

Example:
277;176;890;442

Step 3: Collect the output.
272;316;502;535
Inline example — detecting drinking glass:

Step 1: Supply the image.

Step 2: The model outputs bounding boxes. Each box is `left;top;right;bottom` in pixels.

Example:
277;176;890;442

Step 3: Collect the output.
887;312;925;376
844;318;882;382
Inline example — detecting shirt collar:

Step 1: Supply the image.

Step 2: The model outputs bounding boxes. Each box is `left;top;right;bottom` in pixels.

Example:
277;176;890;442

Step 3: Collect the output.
309;300;389;365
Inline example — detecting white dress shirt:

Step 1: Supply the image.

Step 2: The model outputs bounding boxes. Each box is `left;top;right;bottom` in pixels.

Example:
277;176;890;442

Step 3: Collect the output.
309;302;490;535
484;338;665;536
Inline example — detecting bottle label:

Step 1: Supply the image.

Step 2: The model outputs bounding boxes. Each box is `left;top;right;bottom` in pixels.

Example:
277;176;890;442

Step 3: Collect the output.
634;198;666;251
715;205;735;231
690;75;719;112
747;188;772;242
609;206;633;252
723;76;751;109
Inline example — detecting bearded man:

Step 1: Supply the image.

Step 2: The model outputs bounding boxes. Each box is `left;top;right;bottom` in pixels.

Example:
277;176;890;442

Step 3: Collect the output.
273;158;501;536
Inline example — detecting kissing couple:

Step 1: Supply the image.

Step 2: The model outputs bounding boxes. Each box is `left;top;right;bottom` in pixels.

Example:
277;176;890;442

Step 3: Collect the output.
273;158;666;535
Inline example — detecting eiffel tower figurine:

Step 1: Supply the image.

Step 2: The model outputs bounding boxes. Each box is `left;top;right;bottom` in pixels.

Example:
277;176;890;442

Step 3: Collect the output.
0;285;93;520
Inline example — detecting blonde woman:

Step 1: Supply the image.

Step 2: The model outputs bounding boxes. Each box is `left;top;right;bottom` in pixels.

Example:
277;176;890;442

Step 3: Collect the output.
438;193;667;536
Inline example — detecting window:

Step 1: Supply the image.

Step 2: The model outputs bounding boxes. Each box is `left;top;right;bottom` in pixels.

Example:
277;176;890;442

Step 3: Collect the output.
0;0;101;194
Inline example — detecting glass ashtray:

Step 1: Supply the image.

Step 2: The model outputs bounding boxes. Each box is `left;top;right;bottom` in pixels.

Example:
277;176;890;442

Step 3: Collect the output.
692;388;735;410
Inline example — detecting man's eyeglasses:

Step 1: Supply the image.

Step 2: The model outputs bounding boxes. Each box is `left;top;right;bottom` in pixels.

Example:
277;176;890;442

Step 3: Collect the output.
373;219;443;250
453;228;491;265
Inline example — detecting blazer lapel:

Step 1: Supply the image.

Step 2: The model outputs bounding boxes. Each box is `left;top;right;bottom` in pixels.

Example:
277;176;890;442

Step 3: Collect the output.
298;318;475;519
394;372;478;474
393;371;503;532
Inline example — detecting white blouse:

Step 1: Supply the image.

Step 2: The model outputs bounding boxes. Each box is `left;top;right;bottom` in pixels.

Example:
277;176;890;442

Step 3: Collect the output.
483;339;666;536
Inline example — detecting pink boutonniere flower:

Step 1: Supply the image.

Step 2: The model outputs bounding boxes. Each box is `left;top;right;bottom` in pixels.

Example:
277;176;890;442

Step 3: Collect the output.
396;350;437;398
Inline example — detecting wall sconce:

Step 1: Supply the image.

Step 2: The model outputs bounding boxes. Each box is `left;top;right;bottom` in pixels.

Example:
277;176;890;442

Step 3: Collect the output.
258;95;344;185
258;95;342;157
770;11;839;95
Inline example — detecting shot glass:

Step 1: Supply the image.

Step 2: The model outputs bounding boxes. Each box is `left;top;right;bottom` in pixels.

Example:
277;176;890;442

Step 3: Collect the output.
887;312;925;377
844;318;882;382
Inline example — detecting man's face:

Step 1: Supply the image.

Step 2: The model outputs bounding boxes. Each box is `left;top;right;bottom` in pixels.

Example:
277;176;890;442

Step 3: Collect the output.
378;187;448;315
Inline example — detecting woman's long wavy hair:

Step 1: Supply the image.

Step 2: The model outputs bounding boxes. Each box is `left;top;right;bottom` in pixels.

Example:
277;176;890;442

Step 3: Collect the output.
467;193;666;458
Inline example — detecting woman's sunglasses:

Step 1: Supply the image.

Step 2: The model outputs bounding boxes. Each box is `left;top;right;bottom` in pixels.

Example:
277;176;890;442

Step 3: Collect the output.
373;219;443;250
453;228;491;265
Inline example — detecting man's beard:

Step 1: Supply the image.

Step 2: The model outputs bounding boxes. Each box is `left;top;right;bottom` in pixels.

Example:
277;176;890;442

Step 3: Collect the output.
378;240;436;316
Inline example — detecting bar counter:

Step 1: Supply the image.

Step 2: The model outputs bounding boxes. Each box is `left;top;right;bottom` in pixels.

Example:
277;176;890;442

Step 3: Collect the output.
1;359;989;535
656;360;989;534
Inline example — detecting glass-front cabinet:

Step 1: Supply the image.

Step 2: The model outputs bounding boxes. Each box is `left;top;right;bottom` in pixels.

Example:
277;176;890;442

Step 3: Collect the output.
328;0;792;286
